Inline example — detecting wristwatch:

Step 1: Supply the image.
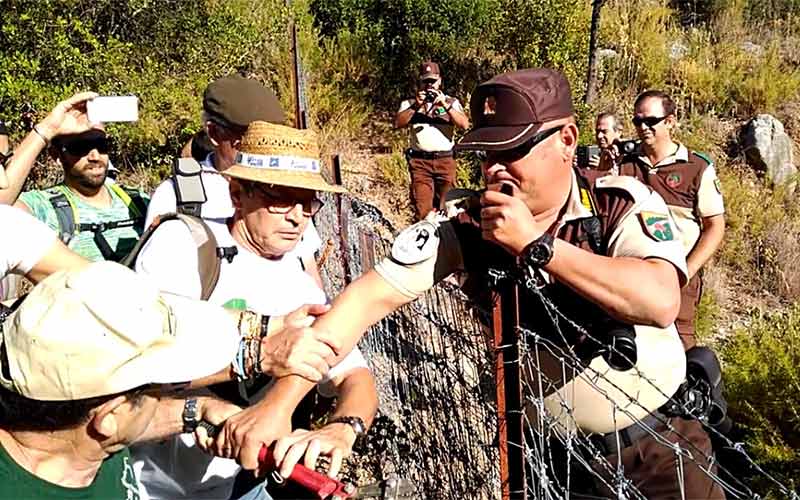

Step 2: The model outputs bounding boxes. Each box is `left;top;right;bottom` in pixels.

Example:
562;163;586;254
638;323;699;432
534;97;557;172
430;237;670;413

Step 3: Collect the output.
521;233;555;268
182;398;199;433
328;416;367;449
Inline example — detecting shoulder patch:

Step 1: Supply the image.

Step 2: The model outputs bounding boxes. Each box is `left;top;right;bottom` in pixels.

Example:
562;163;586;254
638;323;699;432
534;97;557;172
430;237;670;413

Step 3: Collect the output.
638;211;676;242
392;220;440;265
692;151;714;167
595;175;652;202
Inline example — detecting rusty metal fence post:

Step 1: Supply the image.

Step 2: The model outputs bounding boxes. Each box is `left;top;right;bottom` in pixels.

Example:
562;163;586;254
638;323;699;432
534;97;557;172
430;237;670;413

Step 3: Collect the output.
493;281;527;500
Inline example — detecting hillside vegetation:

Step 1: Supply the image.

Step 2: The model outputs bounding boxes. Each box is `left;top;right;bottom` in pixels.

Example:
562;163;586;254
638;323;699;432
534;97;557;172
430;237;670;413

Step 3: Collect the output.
1;0;800;492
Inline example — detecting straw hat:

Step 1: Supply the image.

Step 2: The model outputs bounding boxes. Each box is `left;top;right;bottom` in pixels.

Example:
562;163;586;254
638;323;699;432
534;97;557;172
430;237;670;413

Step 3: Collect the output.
224;121;346;193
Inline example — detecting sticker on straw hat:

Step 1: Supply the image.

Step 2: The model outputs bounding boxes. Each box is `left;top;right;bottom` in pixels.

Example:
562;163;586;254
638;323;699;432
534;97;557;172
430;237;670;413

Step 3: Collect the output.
236;152;320;172
392;220;439;265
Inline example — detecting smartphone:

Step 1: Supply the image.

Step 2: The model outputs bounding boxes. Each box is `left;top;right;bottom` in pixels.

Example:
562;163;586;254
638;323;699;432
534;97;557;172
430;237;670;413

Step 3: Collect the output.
87;96;139;123
576;145;600;167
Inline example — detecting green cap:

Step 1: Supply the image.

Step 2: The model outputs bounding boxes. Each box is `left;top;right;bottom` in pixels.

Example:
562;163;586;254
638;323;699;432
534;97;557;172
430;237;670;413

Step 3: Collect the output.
203;76;285;129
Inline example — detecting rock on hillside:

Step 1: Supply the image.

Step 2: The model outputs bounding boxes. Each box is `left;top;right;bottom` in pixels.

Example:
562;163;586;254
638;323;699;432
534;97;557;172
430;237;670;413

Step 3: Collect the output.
741;114;797;190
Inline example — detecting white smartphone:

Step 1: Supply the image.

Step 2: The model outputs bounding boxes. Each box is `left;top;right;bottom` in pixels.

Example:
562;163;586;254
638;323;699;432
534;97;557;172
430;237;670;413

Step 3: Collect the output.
87;95;139;123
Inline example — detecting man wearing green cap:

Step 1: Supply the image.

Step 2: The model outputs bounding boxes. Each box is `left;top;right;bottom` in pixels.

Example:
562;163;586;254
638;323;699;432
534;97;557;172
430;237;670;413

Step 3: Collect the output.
146;75;325;288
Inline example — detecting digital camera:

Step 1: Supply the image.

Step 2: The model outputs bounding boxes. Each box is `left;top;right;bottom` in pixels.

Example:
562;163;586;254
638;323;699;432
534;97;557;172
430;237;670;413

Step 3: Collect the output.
424;90;438;103
615;138;641;156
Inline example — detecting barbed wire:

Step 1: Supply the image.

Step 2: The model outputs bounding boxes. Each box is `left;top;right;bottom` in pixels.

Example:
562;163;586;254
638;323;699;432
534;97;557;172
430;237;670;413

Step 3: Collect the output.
316;196;798;499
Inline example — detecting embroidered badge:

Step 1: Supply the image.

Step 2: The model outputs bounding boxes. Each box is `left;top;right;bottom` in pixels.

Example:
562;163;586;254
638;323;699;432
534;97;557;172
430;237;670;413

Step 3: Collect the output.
714;178;722;194
391;220;439;264
639;211;675;241
666;172;682;188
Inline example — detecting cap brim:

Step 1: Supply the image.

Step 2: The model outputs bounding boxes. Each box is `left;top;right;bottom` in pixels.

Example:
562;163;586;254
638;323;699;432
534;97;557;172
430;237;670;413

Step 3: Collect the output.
454;123;541;152
419;73;439;80
225;164;348;194
135;293;240;387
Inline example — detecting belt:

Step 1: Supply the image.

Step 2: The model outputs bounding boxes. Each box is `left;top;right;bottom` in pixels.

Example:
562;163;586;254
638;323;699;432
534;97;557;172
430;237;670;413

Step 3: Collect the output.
407;149;453;159
589;411;668;456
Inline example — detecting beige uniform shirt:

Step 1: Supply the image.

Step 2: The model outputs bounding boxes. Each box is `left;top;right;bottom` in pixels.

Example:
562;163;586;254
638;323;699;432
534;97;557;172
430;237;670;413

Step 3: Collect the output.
374;172;688;435
398;96;463;152
621;144;725;254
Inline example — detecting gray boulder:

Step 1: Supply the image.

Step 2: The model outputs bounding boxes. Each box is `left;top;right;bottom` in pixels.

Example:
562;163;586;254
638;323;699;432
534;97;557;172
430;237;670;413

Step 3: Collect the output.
742;114;797;189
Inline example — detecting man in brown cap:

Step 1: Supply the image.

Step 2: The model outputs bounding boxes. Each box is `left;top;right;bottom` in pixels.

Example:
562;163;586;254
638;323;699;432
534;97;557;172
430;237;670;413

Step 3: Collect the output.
394;61;469;220
246;68;724;498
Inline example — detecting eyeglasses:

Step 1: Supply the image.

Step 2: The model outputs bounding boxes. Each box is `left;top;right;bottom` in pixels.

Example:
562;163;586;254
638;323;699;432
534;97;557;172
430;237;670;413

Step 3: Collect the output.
61;138;111;157
421;78;438;85
632;115;668;128
254;184;324;217
476;126;563;164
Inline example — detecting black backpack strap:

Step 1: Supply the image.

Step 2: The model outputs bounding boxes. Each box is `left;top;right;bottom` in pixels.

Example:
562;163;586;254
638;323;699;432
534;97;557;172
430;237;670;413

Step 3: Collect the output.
573;170;605;255
172;157;207;217
48;192;77;245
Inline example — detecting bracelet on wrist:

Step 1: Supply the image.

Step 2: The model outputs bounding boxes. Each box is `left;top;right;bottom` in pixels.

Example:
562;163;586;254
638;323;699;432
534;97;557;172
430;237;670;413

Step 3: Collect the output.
32;125;50;147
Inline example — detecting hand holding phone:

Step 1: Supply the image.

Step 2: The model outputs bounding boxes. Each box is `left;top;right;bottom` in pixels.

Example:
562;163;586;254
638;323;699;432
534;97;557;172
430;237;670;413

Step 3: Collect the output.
87;96;139;123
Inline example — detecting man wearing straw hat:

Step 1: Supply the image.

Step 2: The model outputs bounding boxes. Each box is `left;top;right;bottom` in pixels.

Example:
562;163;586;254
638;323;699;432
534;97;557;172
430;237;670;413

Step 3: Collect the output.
131;121;377;500
145;76;326;288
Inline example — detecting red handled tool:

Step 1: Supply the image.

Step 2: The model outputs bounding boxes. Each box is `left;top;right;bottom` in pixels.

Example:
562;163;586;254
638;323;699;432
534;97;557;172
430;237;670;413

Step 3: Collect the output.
198;421;415;499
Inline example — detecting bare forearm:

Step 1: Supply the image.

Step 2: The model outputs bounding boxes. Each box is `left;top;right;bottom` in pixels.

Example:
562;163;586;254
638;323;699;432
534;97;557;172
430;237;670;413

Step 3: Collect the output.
26;240;89;283
394;108;416;129
315;269;411;364
546;239;680;327
329;368;378;429
448;109;469;129
687;216;725;279
0;130;48;205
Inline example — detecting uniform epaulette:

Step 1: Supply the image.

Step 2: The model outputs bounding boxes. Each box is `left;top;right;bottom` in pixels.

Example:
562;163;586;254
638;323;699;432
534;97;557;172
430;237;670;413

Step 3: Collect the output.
594;175;652;203
692;151;714;166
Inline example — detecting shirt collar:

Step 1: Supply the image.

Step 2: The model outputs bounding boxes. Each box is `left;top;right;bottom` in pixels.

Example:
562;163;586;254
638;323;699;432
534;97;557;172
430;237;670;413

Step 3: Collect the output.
638;142;688;168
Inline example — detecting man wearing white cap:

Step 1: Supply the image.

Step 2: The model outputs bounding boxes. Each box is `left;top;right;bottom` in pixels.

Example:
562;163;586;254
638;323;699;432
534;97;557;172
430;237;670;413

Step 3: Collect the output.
0;262;243;499
132;121;377;500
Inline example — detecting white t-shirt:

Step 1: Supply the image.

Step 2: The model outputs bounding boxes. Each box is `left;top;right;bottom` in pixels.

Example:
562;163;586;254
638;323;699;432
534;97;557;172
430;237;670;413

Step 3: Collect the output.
131;220;366;500
0;205;57;278
146;154;321;259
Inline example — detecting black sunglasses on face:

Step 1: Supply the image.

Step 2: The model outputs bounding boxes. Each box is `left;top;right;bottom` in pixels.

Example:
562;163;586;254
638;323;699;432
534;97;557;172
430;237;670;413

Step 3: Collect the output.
62;138;111;157
632;115;668;128
476;125;564;164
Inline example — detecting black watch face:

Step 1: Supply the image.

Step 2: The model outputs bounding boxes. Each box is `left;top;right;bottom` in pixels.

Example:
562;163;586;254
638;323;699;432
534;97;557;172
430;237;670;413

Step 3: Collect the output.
529;244;550;264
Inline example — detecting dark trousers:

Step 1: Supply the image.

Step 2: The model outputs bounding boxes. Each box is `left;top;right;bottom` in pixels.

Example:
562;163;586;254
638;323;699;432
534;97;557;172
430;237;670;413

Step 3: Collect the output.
407;155;456;220
677;273;703;350
593;418;726;499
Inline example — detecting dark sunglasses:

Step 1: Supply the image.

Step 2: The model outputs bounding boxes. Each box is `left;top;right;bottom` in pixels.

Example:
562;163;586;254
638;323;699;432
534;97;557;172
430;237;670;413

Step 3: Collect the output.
254;184;324;217
632;115;668;128
476;126;563;164
61;138;111;157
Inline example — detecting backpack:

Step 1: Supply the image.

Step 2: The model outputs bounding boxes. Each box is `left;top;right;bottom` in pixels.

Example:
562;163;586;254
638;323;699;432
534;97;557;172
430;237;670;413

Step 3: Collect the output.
47;183;148;262
120;212;237;301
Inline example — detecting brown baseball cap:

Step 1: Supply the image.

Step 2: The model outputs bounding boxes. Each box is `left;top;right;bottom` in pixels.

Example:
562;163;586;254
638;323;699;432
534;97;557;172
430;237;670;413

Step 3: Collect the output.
203;76;285;129
419;61;441;80
456;68;574;152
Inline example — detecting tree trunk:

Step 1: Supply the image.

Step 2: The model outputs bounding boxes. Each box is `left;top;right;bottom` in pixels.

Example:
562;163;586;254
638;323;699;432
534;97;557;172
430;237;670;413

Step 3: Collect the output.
584;0;606;105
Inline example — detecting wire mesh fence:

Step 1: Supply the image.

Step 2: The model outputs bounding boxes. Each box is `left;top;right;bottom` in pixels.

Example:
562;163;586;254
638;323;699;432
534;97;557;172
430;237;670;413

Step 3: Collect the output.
313;192;799;499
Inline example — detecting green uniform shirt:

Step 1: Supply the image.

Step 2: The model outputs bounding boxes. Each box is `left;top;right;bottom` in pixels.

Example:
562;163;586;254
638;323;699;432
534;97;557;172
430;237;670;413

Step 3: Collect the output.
0;444;141;499
18;183;149;262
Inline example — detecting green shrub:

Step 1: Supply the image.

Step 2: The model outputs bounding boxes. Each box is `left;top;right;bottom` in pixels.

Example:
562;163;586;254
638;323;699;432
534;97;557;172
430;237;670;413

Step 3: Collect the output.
376;151;409;188
719;304;800;493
